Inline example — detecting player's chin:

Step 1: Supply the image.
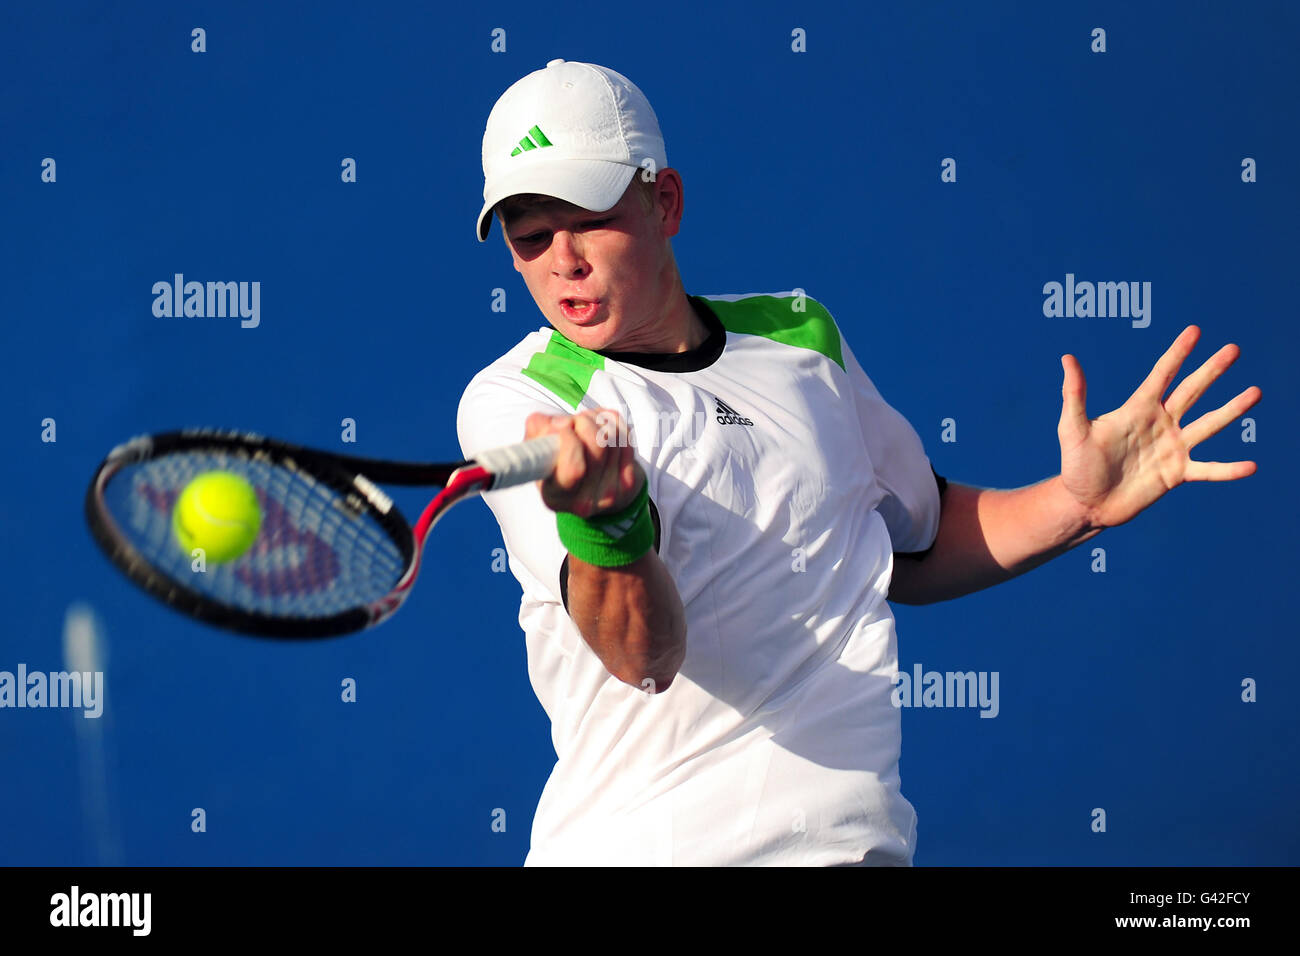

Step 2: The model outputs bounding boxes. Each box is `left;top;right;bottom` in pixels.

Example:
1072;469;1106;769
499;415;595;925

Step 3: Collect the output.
551;315;613;350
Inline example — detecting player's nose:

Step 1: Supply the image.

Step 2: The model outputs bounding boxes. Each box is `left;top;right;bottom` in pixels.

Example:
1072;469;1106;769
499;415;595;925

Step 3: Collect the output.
549;231;589;277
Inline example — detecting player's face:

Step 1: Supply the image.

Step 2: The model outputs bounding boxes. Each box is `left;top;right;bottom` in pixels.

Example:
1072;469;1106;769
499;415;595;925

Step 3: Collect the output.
500;174;681;352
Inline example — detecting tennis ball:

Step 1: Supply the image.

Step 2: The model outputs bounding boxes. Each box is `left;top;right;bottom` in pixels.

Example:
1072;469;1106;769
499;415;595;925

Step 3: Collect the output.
173;471;262;563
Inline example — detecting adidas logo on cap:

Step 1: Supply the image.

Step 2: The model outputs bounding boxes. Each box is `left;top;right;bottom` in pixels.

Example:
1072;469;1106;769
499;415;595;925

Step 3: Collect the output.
510;124;553;157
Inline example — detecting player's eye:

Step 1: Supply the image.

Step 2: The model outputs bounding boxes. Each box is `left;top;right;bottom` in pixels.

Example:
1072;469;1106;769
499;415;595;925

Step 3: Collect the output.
514;218;610;245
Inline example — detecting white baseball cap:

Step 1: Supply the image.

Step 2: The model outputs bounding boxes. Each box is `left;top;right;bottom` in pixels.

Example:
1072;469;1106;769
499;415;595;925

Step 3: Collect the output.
476;59;668;242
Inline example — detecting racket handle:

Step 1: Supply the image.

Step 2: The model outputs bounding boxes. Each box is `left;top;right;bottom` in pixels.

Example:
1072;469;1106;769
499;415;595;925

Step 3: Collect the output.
475;434;561;489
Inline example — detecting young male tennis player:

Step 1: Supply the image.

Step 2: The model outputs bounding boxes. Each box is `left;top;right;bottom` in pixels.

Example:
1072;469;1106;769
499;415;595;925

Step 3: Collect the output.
457;60;1259;866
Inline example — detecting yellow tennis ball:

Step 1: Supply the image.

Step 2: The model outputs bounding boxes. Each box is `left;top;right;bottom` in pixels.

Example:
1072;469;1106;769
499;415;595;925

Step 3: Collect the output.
173;471;262;563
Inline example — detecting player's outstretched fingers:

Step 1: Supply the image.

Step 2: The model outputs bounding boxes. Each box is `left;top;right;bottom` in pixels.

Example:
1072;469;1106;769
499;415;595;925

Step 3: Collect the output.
1181;384;1262;450
1058;354;1090;447
1164;343;1241;426
1136;325;1200;403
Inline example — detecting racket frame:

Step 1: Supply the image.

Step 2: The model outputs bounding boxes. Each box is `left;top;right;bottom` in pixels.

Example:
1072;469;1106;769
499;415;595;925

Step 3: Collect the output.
85;429;490;638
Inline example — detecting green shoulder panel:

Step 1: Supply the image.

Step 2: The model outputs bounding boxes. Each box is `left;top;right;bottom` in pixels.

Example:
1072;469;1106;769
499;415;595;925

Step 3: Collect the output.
701;293;845;371
521;331;606;408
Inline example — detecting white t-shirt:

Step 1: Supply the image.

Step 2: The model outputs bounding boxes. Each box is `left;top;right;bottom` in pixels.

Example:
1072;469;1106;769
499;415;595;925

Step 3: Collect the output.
456;291;942;865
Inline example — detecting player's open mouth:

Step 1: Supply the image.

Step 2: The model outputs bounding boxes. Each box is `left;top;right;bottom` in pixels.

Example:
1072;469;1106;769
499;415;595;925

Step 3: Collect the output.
560;298;601;322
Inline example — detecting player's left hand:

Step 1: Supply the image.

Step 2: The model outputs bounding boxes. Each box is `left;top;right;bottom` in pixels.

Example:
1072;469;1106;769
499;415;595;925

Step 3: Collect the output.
1057;325;1261;530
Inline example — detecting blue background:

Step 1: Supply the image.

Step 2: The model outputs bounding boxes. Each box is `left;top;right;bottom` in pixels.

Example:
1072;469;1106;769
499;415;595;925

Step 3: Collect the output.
1;0;1295;866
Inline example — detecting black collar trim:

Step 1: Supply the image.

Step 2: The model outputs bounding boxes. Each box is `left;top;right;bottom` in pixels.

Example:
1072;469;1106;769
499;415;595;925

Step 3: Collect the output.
594;295;725;372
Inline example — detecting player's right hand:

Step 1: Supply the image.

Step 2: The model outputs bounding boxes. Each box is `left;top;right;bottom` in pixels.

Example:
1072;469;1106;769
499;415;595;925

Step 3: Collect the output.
524;409;644;519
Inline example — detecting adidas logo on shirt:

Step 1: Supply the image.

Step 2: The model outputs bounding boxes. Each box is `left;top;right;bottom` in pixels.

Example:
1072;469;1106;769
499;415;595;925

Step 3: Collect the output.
715;397;754;427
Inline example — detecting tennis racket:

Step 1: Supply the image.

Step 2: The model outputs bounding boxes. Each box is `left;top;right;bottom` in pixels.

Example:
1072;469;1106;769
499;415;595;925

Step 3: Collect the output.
85;428;559;638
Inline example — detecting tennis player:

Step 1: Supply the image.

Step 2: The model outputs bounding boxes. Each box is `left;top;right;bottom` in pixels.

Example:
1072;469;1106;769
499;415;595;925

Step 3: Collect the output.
457;60;1260;866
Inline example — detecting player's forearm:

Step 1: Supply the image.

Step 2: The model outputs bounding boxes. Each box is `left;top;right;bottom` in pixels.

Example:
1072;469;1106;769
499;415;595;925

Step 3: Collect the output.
566;550;687;692
888;476;1103;605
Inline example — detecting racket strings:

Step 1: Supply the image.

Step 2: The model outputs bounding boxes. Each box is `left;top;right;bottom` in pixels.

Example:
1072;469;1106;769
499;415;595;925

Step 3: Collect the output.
105;451;408;617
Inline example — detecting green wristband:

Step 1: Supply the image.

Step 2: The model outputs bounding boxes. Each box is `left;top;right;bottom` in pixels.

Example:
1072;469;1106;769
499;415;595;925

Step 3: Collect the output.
555;479;653;568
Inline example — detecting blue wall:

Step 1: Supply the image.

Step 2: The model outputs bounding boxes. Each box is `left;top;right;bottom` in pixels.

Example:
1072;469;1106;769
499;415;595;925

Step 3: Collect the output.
1;0;1294;865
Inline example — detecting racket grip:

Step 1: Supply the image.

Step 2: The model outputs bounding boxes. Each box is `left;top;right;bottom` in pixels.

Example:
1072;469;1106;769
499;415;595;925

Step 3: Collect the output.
475;434;561;489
